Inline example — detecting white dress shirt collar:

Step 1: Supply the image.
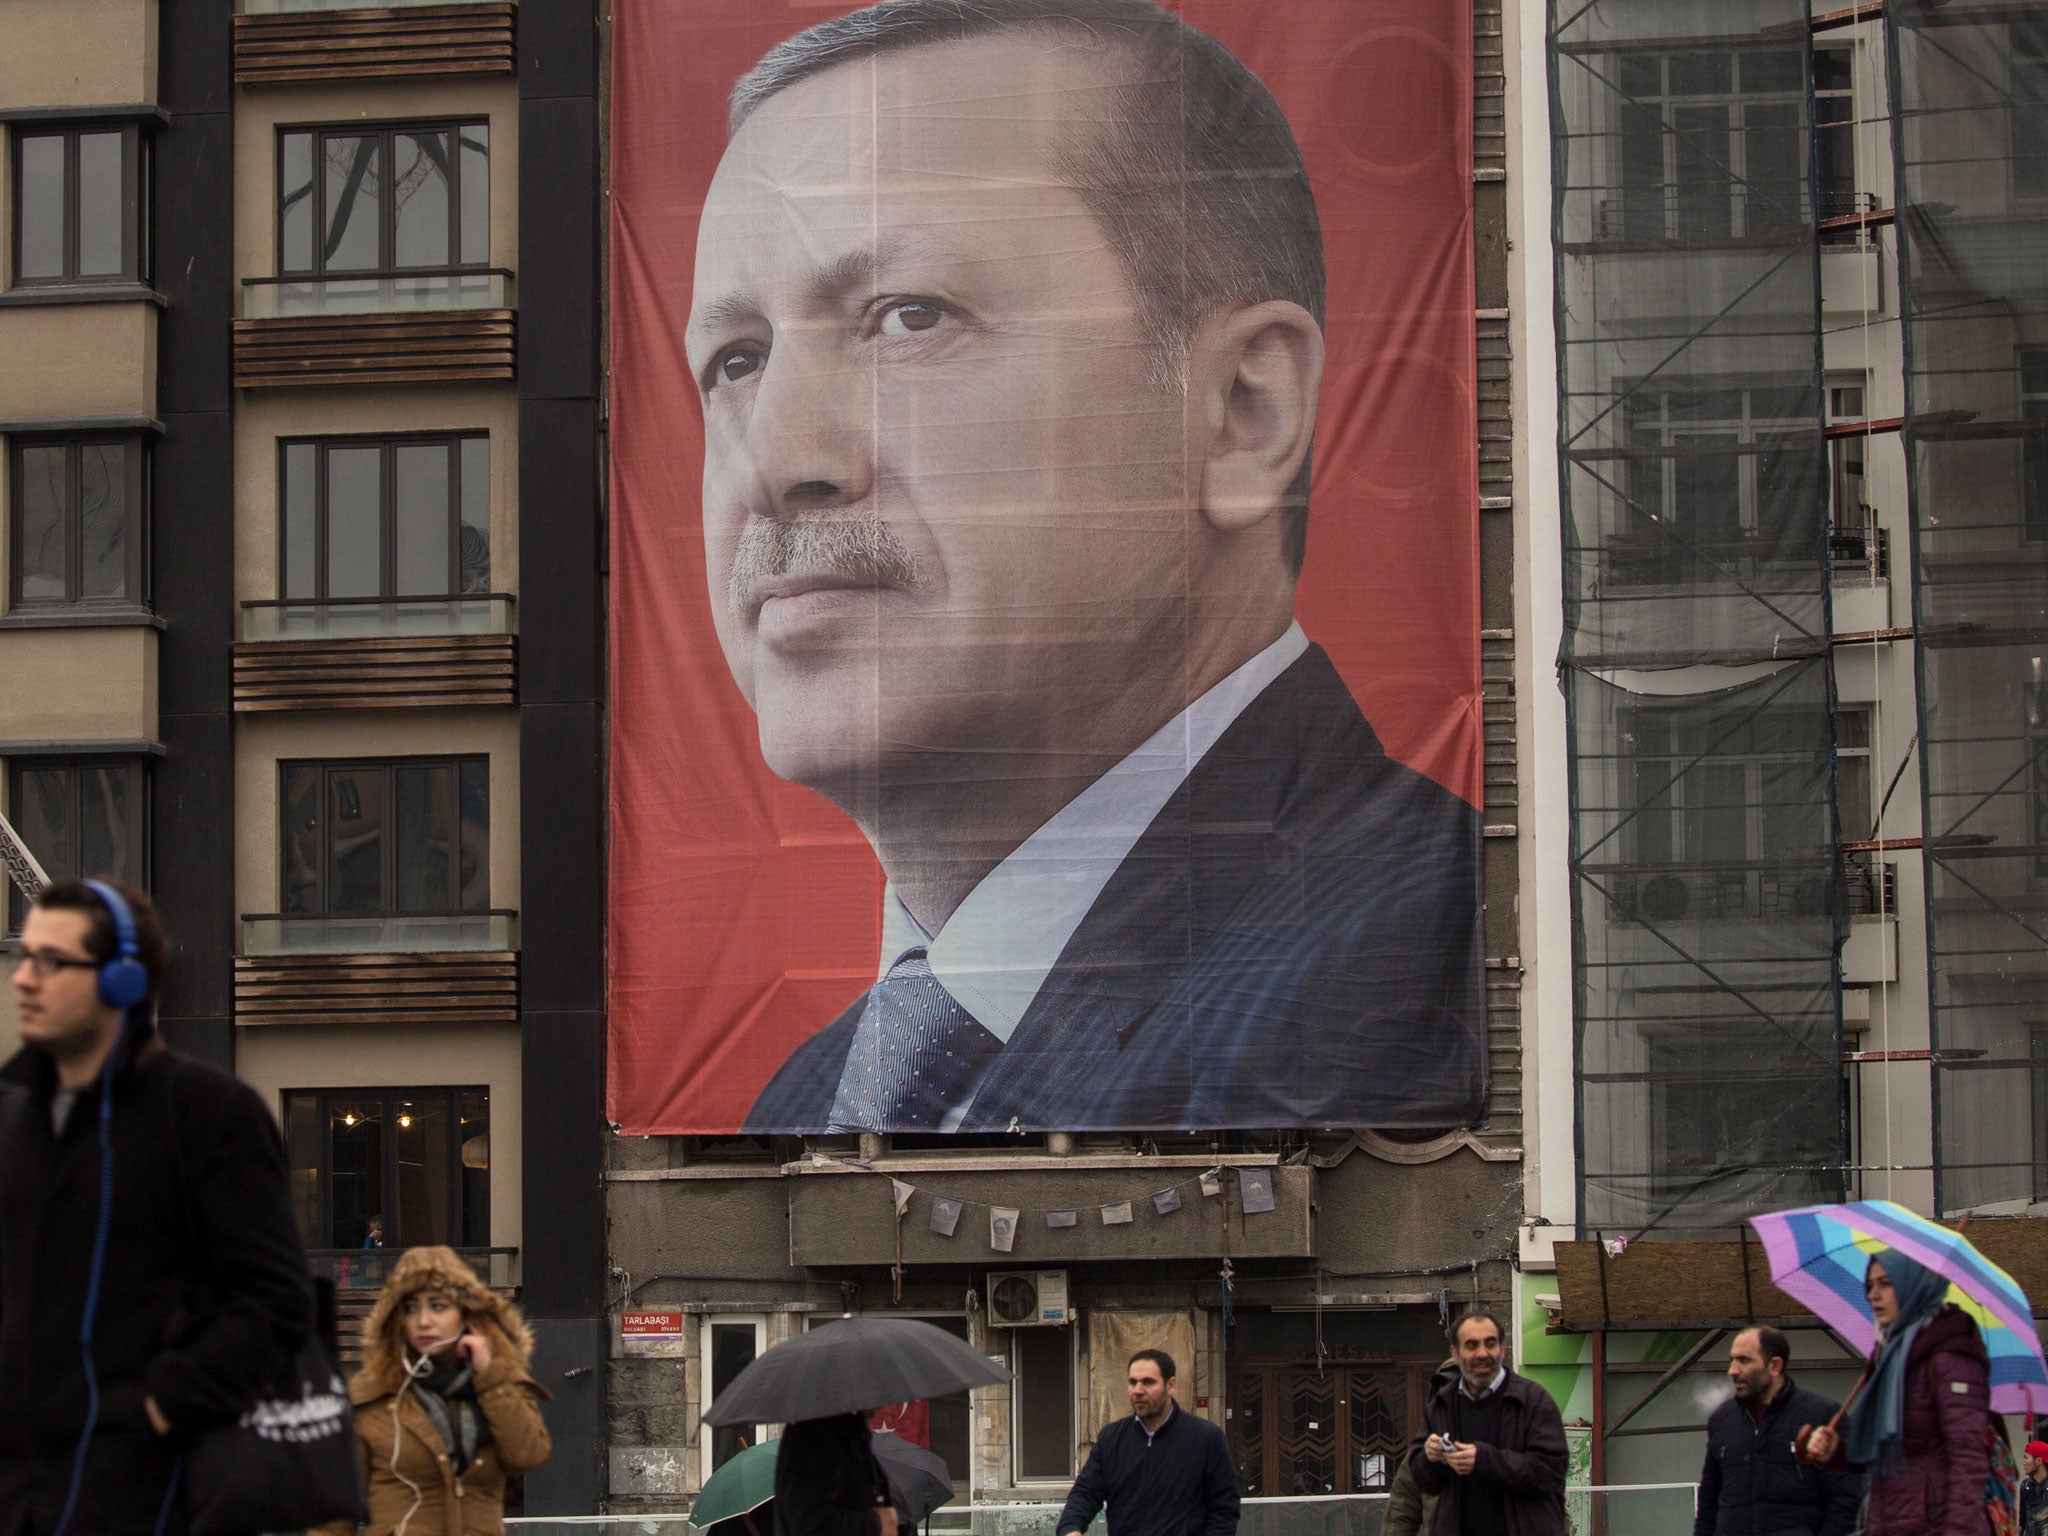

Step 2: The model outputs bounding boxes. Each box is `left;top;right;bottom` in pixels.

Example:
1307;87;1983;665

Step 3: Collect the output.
876;621;1310;1044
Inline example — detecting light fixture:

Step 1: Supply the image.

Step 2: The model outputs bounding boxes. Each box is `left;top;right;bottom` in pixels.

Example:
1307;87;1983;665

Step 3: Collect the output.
342;1112;357;1127
399;1113;412;1129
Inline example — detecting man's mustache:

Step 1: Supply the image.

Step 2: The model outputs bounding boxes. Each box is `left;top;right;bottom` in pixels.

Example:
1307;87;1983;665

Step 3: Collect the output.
727;512;924;620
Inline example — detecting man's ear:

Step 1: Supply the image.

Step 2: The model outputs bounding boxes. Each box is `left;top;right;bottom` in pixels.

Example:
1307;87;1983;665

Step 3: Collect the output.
1187;300;1324;534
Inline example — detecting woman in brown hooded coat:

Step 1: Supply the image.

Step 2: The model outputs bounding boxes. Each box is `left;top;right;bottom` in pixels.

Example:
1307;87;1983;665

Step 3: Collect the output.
317;1245;551;1536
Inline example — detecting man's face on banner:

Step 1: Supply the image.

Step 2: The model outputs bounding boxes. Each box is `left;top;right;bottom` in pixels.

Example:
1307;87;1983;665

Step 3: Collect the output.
687;35;1198;794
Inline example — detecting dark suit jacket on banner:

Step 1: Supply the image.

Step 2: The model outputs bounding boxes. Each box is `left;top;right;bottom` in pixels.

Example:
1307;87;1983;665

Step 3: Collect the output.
746;645;1485;1133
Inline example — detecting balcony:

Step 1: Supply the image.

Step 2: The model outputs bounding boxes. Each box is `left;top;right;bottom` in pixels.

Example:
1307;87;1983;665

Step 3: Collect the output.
235;916;519;1028
242;911;517;955
235;2;516;86
234;595;516;710
234;272;514;388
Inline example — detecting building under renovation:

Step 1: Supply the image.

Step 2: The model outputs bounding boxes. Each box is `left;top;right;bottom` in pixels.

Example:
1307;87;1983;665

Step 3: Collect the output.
0;0;2043;1521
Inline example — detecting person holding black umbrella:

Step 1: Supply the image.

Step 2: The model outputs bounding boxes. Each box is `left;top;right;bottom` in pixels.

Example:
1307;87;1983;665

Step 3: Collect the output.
701;1318;1006;1536
772;1415;900;1536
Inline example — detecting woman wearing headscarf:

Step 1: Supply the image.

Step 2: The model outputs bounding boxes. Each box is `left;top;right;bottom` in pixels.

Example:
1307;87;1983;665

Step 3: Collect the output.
772;1413;901;1536
1804;1247;1991;1535
317;1245;552;1536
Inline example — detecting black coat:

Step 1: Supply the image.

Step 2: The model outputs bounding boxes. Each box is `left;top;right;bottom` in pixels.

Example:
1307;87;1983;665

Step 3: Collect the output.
1409;1370;1569;1536
1694;1377;1864;1536
1057;1407;1240;1536
0;1039;312;1535
773;1415;889;1536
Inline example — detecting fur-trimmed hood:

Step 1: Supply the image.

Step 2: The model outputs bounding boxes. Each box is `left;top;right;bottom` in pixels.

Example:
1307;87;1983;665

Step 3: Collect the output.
354;1245;535;1397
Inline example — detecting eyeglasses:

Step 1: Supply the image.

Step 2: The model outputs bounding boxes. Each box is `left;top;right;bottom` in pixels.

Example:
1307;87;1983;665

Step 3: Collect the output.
12;947;99;979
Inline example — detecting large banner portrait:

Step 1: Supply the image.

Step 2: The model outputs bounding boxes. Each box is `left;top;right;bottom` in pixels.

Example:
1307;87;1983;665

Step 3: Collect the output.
608;0;1485;1135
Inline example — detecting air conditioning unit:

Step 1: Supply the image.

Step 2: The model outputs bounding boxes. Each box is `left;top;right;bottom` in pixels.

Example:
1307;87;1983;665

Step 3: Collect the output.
988;1269;1070;1327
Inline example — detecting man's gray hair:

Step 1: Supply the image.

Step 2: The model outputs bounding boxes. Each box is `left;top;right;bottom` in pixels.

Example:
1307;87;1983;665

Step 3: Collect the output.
729;0;1325;574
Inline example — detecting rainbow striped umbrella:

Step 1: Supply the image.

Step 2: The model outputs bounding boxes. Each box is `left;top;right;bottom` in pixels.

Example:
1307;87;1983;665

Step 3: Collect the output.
1749;1199;2048;1413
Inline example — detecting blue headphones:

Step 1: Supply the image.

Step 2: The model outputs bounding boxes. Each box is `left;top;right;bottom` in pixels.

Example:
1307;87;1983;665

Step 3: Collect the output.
81;879;150;1010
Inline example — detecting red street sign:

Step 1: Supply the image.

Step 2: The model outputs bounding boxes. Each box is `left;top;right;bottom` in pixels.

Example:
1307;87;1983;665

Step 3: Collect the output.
622;1311;686;1338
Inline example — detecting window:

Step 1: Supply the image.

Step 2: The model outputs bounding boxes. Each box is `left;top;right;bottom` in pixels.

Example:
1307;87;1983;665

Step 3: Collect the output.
2013;22;2048;202
1649;1032;1839;1206
1615;47;1806;241
1623;702;1833;922
1617;377;1824;586
281;1086;490;1251
10;435;147;610
6;759;147;930
11;123;144;285
1813;46;1861;224
1011;1324;1075;1482
279;121;488;277
281;758;488;918
1837;707;1875;844
2024;348;2048;543
280;435;489;601
2031;682;2048;880
702;1317;767;1480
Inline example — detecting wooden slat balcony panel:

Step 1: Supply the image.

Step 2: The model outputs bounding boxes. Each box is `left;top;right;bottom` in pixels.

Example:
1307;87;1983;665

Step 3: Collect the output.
233;5;514;85
233;311;515;389
233;950;519;1028
232;633;515;710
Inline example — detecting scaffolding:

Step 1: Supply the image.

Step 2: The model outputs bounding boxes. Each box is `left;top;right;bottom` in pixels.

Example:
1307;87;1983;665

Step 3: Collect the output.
1891;0;2048;1212
1552;0;1846;1235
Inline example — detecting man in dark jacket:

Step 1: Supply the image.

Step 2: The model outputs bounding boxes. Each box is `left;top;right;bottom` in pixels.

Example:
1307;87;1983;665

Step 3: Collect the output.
0;879;312;1535
1058;1350;1239;1536
1694;1327;1862;1536
1409;1310;1568;1536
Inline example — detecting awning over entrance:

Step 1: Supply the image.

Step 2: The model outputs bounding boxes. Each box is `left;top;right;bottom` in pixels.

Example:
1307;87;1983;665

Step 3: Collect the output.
1552;1218;2048;1332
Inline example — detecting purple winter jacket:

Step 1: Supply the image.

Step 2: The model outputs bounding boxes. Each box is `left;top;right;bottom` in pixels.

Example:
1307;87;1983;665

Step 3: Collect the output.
1826;1307;1991;1536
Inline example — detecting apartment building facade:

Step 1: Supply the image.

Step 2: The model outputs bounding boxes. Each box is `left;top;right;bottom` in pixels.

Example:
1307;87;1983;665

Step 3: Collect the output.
0;0;605;1512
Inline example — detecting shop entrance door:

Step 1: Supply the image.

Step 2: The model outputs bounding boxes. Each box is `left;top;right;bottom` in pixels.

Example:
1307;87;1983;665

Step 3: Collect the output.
1226;1360;1437;1496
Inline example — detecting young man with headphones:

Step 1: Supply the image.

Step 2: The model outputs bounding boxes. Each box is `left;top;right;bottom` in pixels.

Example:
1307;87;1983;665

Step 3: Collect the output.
0;878;313;1535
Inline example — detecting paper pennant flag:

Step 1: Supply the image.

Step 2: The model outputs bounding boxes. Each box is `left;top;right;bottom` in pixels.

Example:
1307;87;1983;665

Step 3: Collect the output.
1152;1186;1183;1216
931;1195;963;1237
1046;1209;1079;1228
1239;1169;1276;1214
1199;1169;1222;1198
990;1206;1019;1253
891;1179;914;1217
1101;1200;1134;1225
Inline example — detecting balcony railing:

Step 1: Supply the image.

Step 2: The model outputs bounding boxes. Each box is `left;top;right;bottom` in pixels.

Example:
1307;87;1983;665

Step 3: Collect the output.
310;1245;518;1292
241;269;513;320
242;910;518;956
241;593;514;642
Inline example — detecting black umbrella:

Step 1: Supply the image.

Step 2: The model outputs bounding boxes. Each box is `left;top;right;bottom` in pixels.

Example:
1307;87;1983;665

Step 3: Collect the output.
872;1433;955;1524
702;1318;1010;1426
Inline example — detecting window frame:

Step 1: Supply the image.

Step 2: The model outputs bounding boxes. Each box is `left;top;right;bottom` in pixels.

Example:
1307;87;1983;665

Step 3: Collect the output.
2011;23;2048;204
280;1084;491;1251
275;118;490;280
8;432;149;612
700;1316;769;1484
277;431;490;602
1613;45;1810;242
4;756;149;931
279;755;490;919
9;121;146;287
1615;374;1826;588
2022;346;2048;544
1009;1320;1078;1484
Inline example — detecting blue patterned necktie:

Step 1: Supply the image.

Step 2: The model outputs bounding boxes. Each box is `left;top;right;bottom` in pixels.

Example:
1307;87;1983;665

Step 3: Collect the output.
831;948;1000;1130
